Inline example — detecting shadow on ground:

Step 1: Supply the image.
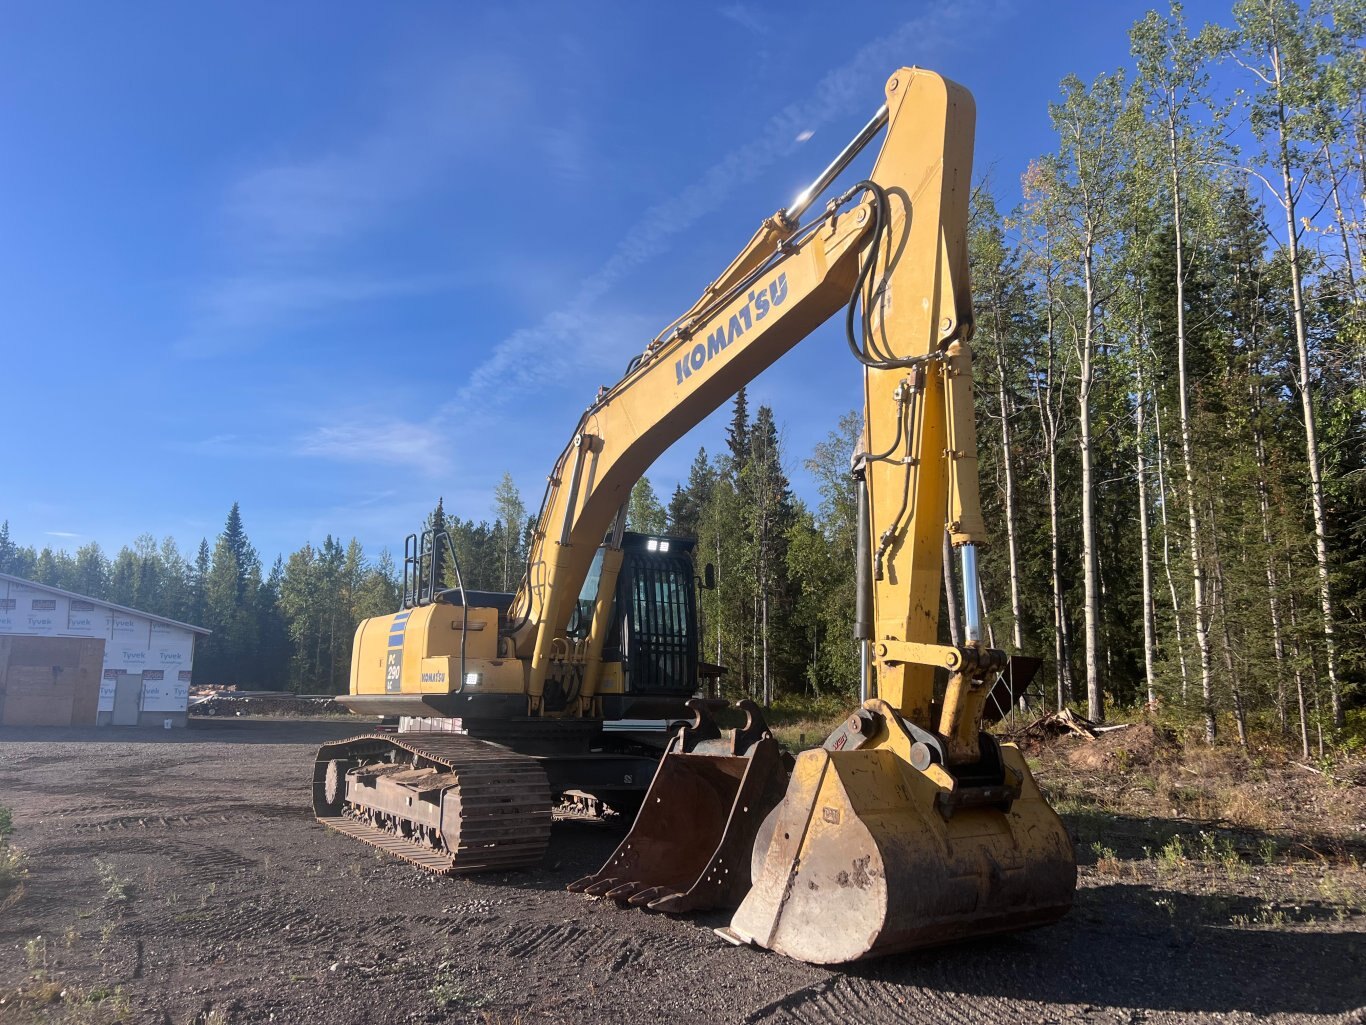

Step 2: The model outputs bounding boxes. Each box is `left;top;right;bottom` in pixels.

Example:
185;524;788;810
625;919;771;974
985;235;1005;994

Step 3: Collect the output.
799;882;1364;1019
0;719;363;747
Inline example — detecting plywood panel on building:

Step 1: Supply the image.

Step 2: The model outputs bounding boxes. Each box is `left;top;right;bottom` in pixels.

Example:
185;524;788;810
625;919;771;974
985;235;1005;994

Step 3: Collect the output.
7;636;89;665
0;636;104;726
71;640;104;725
0;635;11;696
3;691;75;726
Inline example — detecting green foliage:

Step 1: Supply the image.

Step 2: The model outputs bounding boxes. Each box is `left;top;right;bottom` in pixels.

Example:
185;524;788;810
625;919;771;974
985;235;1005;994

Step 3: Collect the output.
492;471;528;591
0;805;24;902
627;477;668;535
685;395;810;703
94;859;130;904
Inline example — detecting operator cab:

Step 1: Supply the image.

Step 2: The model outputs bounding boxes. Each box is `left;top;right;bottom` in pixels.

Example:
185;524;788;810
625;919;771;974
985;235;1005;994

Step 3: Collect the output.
568;532;700;713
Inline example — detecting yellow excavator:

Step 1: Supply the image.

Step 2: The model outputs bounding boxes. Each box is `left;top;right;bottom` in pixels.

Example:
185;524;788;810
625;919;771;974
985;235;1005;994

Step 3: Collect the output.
313;67;1075;965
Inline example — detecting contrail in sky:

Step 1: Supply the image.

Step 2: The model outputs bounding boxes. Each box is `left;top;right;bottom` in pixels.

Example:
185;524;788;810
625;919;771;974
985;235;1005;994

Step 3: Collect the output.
454;1;995;408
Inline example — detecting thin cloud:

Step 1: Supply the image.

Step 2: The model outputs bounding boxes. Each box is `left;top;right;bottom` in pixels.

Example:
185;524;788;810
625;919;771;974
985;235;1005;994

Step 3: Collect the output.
170;433;247;456
455;2;990;410
224;56;530;261
719;4;766;35
165;433;283;460
294;419;453;477
182;55;531;356
44;531;82;539
178;271;454;357
540;114;594;185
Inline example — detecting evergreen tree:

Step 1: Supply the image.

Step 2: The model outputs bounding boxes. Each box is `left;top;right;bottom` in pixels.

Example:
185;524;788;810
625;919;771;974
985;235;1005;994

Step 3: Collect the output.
787;411;863;695
70;542;108;599
627;478;668;535
190;539;211;626
726;387;750;470
197;503;262;685
667;448;715;539
257;556;291;690
0;521;16;575
425;497;453;590
492;473;527;591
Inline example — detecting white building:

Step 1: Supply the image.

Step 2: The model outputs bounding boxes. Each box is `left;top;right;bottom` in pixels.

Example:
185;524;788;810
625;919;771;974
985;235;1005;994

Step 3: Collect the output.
0;572;209;727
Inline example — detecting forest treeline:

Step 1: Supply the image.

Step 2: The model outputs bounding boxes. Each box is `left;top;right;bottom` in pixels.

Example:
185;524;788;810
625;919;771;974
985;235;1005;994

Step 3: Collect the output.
0;480;531;694
2;1;1361;751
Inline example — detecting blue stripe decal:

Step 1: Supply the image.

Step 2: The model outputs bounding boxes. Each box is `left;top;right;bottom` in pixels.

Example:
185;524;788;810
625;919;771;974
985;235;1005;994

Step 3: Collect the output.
388;636;405;648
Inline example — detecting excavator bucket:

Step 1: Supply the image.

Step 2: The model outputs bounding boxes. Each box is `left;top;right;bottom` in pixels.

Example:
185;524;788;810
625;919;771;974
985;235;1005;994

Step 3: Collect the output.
568;700;788;913
718;699;1076;964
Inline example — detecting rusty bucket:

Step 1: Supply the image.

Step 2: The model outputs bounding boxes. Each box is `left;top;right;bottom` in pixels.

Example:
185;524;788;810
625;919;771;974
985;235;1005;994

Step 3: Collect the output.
719;699;1076;964
568;700;788;913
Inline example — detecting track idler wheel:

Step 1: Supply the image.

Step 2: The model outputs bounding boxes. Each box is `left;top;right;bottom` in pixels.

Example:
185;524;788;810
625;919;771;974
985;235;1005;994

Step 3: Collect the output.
319;759;350;815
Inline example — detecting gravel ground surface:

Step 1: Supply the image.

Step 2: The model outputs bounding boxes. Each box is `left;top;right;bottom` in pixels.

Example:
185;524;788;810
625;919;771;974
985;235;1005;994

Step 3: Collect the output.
0;719;1362;1025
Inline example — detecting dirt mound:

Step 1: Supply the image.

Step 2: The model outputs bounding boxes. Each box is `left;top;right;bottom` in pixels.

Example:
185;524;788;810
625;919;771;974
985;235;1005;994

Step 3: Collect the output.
1066;723;1178;771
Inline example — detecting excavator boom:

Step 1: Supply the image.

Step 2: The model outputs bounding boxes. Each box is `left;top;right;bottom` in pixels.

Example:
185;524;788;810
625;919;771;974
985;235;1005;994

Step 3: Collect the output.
568;67;1075;962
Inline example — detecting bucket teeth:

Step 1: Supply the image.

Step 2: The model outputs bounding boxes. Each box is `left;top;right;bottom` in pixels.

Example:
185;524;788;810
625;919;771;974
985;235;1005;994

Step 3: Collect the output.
629;886;676;908
643;889;693;913
604;880;646;901
582;877;623;897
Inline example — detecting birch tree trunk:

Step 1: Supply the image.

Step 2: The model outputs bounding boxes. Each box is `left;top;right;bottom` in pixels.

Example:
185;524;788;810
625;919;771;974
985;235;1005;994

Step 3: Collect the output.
1152;399;1191;699
1078;233;1103;722
1208;498;1247;748
1135;365;1158;707
1277;119;1342;729
1288;583;1311;759
993;343;1025;651
1032;300;1072;710
1163;106;1218;743
1252;406;1290;734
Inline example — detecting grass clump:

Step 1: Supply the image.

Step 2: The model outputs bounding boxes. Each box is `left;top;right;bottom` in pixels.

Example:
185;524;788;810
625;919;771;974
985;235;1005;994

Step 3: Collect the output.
94;858;131;905
0;805;25;908
429;962;487;1009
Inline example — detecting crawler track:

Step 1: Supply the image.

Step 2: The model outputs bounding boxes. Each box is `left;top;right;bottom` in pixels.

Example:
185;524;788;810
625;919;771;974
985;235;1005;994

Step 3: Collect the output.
312;732;552;874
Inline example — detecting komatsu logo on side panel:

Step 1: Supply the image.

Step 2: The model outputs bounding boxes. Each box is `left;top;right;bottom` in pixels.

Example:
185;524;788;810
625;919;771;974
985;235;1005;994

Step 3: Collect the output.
676;273;789;385
420;671;447;684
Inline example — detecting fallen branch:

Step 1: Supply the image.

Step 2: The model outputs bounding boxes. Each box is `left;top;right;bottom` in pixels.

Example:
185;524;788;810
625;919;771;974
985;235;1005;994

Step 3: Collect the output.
1292;762;1360;787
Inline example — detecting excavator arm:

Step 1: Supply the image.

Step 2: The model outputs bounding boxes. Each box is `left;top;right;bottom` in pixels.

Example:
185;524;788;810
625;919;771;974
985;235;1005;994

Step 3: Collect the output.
508;69;989;737
560;67;1076;964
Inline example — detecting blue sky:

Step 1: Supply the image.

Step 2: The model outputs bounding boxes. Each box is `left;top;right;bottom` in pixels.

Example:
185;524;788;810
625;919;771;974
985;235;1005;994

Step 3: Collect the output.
1;0;1236;563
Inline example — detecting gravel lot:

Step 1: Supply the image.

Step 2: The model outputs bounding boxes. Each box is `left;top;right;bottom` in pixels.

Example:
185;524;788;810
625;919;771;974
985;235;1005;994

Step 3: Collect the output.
0;719;1362;1025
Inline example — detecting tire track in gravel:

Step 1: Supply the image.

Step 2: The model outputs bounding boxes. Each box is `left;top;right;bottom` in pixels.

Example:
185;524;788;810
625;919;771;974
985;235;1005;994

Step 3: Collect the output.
467;915;697;969
43;801;311;832
746;975;1063;1025
34;836;261;877
190;900;332;945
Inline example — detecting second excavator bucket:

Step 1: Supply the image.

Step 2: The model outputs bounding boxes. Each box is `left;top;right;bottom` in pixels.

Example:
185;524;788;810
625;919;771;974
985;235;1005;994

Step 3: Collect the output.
568;699;789;913
718;699;1076;965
